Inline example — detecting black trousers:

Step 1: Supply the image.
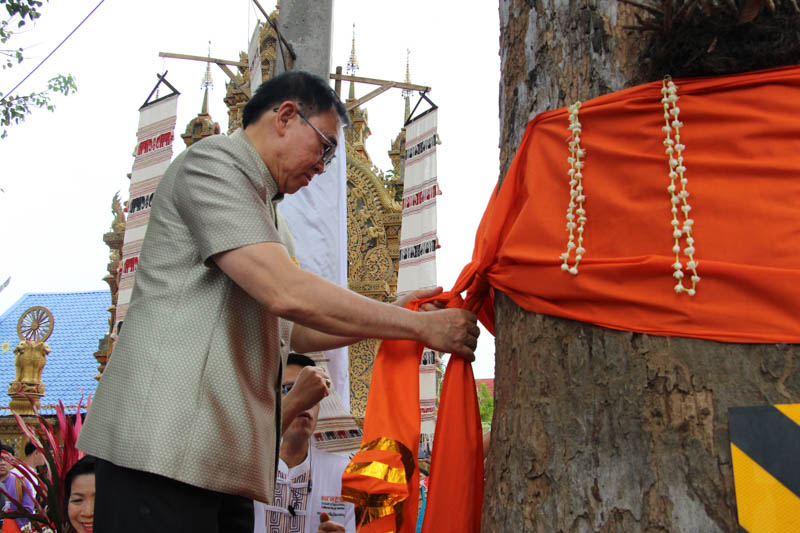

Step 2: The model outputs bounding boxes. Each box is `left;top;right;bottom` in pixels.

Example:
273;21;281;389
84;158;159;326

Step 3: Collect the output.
95;458;254;533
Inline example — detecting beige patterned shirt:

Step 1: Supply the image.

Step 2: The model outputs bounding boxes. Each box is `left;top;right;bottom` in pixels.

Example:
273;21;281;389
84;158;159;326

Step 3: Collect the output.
79;129;294;503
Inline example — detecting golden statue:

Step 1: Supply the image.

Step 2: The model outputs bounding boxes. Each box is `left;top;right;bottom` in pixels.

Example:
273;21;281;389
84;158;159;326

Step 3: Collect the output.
11;342;50;389
111;192;126;234
96;192;126;380
9;306;54;414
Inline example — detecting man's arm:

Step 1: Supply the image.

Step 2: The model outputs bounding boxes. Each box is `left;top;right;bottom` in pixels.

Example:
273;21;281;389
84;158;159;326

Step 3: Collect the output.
290;287;447;353
214;243;479;358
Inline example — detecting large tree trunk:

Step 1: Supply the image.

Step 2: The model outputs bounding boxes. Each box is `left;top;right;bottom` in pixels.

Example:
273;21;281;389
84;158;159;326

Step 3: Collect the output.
485;2;800;531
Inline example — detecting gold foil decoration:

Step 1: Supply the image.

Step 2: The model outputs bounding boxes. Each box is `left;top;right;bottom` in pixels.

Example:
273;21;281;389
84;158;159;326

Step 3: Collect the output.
342;437;416;530
346;461;408;485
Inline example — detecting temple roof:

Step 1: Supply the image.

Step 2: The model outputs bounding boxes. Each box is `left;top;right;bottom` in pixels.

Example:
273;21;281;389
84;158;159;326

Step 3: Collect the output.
181;86;221;147
476;378;494;396
0;291;109;415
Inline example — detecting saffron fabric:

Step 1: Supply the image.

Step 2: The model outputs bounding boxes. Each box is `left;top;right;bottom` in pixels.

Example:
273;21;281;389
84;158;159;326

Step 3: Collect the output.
343;65;800;532
342;293;484;533
472;65;800;344
341;334;422;532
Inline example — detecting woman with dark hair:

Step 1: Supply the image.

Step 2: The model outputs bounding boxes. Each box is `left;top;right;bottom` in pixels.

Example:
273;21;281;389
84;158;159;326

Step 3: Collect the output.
64;456;96;533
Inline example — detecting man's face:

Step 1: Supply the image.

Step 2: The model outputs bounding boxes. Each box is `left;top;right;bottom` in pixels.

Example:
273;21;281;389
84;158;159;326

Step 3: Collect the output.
28;450;45;468
275;107;339;195
0;456;11;479
282;364;321;441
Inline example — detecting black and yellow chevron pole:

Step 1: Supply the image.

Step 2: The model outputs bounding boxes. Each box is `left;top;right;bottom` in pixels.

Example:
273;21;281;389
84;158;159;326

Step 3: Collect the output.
729;404;800;532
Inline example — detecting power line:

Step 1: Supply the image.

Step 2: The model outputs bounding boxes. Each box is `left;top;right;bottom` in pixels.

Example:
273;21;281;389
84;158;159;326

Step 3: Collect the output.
1;0;106;101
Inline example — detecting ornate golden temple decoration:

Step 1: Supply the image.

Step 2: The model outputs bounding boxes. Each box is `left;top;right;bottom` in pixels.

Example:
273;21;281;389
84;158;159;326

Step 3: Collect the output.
182;92;221;147
182;51;221;148
9;306;53;414
223;51;251;135
342;53;404;418
346;143;402;419
95;192;126;380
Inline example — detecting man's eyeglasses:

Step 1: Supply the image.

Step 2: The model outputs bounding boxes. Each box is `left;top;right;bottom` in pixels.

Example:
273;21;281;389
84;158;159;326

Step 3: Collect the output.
273;107;337;169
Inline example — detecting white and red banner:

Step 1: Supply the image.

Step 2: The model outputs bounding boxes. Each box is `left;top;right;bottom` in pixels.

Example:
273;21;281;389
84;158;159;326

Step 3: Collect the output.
115;92;179;335
397;108;441;460
397;109;440;296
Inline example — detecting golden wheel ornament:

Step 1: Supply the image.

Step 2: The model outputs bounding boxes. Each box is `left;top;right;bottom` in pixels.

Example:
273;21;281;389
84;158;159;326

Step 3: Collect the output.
17;306;54;342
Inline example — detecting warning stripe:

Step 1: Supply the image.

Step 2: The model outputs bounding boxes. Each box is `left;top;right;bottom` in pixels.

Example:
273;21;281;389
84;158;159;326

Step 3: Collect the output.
729;405;800;497
729;405;800;533
730;444;800;533
774;404;800;426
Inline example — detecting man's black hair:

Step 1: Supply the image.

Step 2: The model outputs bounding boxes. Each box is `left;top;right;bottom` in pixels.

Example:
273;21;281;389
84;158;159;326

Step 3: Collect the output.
242;71;349;129
24;442;37;457
0;443;14;455
287;352;316;368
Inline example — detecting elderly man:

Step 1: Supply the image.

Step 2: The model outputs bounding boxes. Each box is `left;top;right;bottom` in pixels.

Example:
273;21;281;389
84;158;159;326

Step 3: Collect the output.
78;71;479;533
254;353;354;533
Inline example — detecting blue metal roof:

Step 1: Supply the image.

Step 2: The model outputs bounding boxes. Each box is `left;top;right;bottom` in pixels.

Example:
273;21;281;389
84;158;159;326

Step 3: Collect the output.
0;291;110;415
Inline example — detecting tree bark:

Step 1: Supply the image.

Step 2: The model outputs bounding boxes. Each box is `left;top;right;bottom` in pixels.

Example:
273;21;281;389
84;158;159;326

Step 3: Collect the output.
485;1;800;531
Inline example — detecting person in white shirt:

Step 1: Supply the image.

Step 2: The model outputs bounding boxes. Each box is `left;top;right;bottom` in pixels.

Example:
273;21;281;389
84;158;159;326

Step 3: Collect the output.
16;442;44;487
254;353;355;533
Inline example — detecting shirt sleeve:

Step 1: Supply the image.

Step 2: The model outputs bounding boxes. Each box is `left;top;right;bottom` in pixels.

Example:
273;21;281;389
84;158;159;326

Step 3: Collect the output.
11;476;35;527
252;500;267;533
173;137;283;264
21;479;34;518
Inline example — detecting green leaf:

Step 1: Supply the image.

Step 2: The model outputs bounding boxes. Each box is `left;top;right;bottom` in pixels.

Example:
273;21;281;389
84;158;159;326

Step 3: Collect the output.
0;1;76;140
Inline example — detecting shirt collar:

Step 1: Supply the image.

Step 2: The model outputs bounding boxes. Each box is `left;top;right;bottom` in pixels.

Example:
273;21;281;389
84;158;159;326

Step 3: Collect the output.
231;128;283;203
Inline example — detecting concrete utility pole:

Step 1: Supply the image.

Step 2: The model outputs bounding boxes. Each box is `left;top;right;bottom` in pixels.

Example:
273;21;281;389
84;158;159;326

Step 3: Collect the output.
273;0;333;80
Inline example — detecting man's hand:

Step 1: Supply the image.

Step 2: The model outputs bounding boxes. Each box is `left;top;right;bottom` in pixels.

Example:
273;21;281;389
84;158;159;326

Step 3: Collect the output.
393;286;446;312
317;512;346;532
281;366;330;434
286;366;331;411
418;308;480;361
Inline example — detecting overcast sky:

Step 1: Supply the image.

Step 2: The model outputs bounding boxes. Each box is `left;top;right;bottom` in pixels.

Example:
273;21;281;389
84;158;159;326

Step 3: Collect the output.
0;0;500;378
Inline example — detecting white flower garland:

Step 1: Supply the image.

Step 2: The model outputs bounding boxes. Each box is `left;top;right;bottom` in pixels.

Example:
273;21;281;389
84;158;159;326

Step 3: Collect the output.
560;101;586;275
661;78;700;296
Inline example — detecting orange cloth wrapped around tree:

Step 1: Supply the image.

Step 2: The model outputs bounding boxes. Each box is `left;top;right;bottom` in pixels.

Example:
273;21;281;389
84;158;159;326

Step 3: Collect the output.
477;65;800;344
343;65;800;533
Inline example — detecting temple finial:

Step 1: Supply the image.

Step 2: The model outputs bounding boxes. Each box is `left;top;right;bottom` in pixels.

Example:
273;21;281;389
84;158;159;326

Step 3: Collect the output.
347;24;359;76
201;40;214;91
347;24;359;100
403;49;412;121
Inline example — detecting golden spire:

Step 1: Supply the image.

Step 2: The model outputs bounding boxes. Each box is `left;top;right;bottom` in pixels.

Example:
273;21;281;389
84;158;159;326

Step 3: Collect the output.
347;24;358;100
403;49;412;122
